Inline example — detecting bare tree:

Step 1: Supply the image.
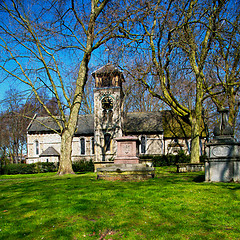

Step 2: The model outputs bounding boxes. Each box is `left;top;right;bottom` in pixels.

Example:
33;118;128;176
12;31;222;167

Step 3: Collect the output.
0;0;129;174
204;3;240;131
120;0;235;163
0;89;28;164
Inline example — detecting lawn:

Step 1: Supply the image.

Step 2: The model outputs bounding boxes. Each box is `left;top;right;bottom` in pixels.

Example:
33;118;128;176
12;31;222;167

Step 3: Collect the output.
0;167;239;240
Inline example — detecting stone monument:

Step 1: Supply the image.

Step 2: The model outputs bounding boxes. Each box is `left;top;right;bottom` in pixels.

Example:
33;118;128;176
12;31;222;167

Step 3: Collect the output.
97;136;155;181
205;109;240;182
114;136;140;164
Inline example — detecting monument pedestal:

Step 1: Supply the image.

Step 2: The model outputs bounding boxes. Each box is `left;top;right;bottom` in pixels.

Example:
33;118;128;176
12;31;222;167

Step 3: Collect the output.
205;140;240;182
114;137;140;164
97;163;155;181
97;136;155;181
205;109;240;182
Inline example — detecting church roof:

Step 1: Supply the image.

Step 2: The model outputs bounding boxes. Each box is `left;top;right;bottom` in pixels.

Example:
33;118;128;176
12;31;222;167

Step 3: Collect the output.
28;111;202;138
27;116;62;133
123;112;163;134
92;63;124;79
27;112;164;136
40;147;60;157
27;115;94;135
92;63;121;74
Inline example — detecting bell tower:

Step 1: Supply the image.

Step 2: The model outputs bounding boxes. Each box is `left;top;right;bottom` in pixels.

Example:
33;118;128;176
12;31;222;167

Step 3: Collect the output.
92;64;125;163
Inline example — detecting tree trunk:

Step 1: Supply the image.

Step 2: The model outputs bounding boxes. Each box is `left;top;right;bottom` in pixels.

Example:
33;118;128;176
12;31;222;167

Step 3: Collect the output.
228;87;237;133
57;52;90;175
57;129;75;175
190;113;200;163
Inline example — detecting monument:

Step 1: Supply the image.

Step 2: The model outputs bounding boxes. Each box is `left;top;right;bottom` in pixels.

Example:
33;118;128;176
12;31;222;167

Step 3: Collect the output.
97;136;155;181
205;109;240;182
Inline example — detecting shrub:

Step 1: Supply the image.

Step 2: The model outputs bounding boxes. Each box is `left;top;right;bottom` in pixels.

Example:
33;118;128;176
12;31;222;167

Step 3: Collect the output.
72;159;94;173
140;150;191;167
175;150;191;164
36;162;58;173
1;162;58;175
0;155;9;175
200;154;207;163
3;163;37;175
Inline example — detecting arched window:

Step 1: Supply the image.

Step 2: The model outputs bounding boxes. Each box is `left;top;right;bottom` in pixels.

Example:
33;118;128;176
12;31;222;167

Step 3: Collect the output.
80;138;85;155
141;136;146;154
103;110;107;121
91;137;95;155
108;110;113;122
102;76;112;87
35;140;39;155
104;133;111;152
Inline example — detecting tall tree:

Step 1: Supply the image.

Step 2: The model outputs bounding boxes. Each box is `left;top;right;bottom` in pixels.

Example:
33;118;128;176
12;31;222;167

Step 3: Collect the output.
121;0;234;163
0;89;28;163
0;0;129;174
204;3;240;132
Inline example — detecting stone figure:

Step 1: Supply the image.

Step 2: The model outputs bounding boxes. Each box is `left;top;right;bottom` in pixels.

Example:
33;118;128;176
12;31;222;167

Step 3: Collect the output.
213;108;234;142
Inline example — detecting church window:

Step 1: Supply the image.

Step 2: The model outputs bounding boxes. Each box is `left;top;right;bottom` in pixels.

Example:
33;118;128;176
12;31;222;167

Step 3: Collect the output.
91;137;95;155
35;140;39;155
103;110;107;121
108;110;113;122
80;138;85;155
102;76;112;87
104;133;111;152
141;136;146;154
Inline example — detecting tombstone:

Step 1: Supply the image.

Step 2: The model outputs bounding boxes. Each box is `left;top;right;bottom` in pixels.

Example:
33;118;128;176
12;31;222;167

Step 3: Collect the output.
97;136;155;181
205;109;240;182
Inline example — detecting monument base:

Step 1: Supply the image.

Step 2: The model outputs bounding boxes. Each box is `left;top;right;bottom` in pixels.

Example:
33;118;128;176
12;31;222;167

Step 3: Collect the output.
205;157;240;182
177;163;205;173
205;141;240;182
97;164;155;181
114;156;139;164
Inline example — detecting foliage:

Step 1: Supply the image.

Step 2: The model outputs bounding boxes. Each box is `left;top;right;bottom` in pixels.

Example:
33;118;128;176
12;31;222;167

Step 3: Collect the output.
0;168;239;239
1;163;36;175
35;162;58;173
140;150;191;167
1;162;57;175
200;154;207;163
72;159;94;173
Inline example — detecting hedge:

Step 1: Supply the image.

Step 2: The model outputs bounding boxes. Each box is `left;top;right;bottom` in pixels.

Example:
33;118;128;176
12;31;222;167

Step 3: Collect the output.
72;159;94;173
140;150;191;167
1;162;57;175
1;160;94;175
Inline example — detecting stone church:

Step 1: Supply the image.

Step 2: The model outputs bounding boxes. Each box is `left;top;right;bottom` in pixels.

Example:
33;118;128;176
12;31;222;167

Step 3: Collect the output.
26;64;206;167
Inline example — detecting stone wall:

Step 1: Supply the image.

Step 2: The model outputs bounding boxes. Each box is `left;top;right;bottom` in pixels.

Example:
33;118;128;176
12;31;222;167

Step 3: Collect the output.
27;132;206;165
27;133;94;164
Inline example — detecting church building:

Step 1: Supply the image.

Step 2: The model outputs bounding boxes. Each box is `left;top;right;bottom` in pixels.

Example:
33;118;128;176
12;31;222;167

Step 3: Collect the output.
26;64;206;167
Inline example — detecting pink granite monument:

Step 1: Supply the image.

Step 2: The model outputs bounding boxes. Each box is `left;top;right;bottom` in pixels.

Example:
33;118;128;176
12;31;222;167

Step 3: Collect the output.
97;136;155;181
114;136;140;164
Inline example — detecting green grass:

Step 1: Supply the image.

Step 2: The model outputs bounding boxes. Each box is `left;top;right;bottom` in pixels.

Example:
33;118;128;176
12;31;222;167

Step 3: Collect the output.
0;167;239;240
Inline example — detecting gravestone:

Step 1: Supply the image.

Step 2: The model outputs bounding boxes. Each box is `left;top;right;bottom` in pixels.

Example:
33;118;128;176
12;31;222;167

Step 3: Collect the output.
97;136;155;181
205;109;240;182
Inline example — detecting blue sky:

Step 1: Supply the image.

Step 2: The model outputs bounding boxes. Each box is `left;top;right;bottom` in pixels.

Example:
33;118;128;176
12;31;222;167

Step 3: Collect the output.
0;0;121;112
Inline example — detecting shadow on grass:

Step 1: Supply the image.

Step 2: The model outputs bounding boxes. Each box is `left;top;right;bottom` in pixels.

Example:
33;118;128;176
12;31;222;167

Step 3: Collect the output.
193;174;205;183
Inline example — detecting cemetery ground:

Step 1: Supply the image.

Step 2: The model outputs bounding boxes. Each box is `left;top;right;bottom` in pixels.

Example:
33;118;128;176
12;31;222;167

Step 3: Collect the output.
0;167;239;240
